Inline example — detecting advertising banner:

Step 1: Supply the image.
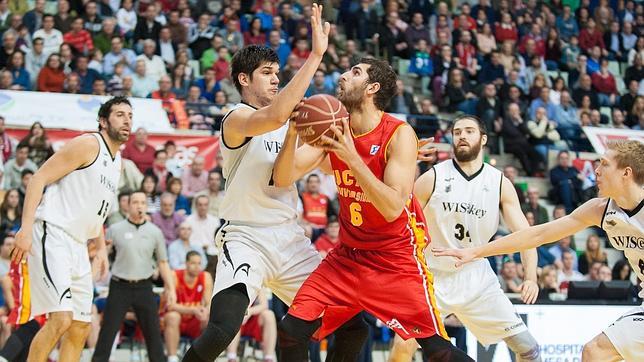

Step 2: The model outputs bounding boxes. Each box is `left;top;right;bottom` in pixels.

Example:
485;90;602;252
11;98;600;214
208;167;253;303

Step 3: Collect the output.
0;90;174;133
5;128;220;170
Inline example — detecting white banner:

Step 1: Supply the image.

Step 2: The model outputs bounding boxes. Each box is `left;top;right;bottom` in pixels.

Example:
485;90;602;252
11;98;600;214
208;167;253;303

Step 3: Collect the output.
0;90;174;133
465;304;633;361
582;127;644;154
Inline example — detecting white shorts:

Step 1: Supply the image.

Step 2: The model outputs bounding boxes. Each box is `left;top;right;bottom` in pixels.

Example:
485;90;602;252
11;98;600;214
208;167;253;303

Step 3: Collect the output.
603;305;644;362
214;221;322;306
28;220;93;322
431;260;527;345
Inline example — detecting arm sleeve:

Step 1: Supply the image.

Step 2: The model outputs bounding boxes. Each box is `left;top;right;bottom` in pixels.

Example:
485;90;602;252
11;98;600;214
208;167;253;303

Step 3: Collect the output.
155;229;168;261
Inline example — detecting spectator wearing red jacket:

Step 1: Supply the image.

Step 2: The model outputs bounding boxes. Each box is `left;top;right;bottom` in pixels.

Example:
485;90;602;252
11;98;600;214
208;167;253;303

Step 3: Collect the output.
301;174;331;241
519;23;546;58
591;58;619;107
122;127;156;173
63;17;94;54
212;47;230;82
579;19;606;55
494;12;518;43
150;75;178;125
314;218;339;259
37;53;65;92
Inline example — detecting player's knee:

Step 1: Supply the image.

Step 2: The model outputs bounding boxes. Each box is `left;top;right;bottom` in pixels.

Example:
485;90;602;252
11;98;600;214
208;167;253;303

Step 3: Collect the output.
260;309;276;328
581;336;609;362
334;314;369;343
391;337;418;360
504;331;541;362
164;311;181;327
46;312;74;335
277;314;320;346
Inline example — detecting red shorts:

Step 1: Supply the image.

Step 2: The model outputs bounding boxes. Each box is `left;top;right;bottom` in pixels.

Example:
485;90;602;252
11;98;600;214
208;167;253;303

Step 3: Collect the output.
240;315;262;342
289;244;447;341
180;317;202;339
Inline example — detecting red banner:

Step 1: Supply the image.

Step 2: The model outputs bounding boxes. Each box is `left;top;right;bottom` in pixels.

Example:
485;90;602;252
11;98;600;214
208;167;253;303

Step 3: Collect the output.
6;129;221;170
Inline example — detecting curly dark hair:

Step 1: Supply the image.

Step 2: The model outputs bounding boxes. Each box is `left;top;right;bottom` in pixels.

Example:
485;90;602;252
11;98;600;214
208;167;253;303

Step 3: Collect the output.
97;96;132;130
231;45;279;94
360;57;398;111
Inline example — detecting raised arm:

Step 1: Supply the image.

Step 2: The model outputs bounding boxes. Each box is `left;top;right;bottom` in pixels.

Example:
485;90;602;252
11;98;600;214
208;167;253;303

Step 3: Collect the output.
434;198;607;267
12;135;100;262
499;176;538;304
224;4;329;143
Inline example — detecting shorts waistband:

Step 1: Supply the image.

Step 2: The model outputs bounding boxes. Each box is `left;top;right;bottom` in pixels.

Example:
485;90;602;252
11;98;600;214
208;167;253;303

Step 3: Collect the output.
111;276;153;284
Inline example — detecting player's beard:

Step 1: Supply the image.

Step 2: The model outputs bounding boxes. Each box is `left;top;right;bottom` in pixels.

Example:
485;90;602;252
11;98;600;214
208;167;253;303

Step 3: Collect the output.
338;81;367;113
105;120;129;143
453;137;482;162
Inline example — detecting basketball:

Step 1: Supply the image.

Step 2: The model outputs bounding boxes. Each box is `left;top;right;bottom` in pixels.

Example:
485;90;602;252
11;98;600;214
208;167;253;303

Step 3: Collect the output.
292;94;349;145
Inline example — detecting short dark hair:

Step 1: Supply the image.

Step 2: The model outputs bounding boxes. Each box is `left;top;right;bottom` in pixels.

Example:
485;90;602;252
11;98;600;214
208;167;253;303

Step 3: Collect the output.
450;114;488;136
42;14;54;22
186;250;201;262
20;169;34;178
97;96;131;130
154;149;167;158
231;45;279;94
16;143;29;151
360;57;398;111
306;174;320;182
118;191;131;201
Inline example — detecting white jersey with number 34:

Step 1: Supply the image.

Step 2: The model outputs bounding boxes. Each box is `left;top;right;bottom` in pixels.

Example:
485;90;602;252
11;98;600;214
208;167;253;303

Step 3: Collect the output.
425;159;502;272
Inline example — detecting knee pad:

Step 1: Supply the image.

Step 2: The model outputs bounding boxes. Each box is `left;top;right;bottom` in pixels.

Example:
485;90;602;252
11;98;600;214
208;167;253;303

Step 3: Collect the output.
190;284;250;361
504;331;541;362
278;314;321;347
326;314;369;362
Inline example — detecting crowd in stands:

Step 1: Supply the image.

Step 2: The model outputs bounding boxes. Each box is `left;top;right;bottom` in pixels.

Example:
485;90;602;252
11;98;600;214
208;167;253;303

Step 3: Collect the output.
0;0;642;359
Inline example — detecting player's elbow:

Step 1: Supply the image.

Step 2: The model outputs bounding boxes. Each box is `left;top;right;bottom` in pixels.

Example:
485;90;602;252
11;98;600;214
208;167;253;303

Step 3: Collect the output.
382;206;405;223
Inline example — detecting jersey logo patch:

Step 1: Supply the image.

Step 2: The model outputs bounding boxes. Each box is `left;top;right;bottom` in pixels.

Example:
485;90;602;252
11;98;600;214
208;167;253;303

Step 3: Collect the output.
369;145;380;155
234;263;251;278
606;219;617;227
385;318;409;335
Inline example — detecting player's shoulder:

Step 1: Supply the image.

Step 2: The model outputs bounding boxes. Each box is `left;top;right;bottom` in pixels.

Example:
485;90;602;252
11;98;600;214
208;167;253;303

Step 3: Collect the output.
572;197;609;226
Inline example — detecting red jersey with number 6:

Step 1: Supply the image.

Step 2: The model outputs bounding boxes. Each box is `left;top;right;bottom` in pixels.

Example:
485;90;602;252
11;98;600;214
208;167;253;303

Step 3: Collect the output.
329;113;429;250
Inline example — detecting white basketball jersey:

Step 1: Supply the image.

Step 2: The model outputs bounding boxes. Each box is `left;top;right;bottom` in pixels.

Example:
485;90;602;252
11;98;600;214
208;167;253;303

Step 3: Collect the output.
35;133;121;242
219;103;298;226
601;198;644;298
425;160;502;272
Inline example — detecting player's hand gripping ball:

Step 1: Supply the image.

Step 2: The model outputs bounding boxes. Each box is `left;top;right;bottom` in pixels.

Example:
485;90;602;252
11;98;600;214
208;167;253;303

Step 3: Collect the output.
292;94;349;145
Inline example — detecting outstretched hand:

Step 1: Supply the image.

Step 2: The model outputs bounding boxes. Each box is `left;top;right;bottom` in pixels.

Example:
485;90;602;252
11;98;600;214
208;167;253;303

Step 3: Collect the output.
310;3;331;57
431;247;478;268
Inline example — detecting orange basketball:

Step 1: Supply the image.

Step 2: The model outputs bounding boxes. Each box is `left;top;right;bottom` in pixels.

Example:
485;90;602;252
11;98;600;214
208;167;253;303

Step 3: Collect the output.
292;94;349;145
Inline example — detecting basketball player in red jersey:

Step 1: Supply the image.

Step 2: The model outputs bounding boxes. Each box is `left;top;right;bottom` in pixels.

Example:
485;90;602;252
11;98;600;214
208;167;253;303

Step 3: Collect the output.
272;58;473;361
163;251;213;362
0;255;46;362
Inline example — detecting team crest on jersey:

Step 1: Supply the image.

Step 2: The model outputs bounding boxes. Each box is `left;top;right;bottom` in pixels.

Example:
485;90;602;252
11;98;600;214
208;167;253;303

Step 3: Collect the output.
445;184;452;193
369;145;380;155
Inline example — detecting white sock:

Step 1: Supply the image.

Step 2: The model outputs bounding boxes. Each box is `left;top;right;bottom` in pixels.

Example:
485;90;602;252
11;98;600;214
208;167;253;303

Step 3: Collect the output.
226;352;238;361
264;355;276;361
168;355;180;362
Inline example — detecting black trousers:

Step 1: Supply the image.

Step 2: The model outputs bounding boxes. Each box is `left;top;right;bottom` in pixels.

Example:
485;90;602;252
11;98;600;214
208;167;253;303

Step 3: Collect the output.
92;279;166;362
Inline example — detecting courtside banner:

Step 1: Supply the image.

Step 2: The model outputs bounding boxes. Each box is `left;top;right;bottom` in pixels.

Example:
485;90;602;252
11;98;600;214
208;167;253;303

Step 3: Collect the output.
465;304;632;361
6;128;220;170
583;127;644;154
0;90;174;133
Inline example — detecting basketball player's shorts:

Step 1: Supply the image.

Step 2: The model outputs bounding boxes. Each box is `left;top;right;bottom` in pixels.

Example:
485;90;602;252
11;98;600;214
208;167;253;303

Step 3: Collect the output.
180;316;203;339
603;304;644;362
213;221;322;306
288;244;447;341
28;220;93;322
6;260;47;328
430;260;527;345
